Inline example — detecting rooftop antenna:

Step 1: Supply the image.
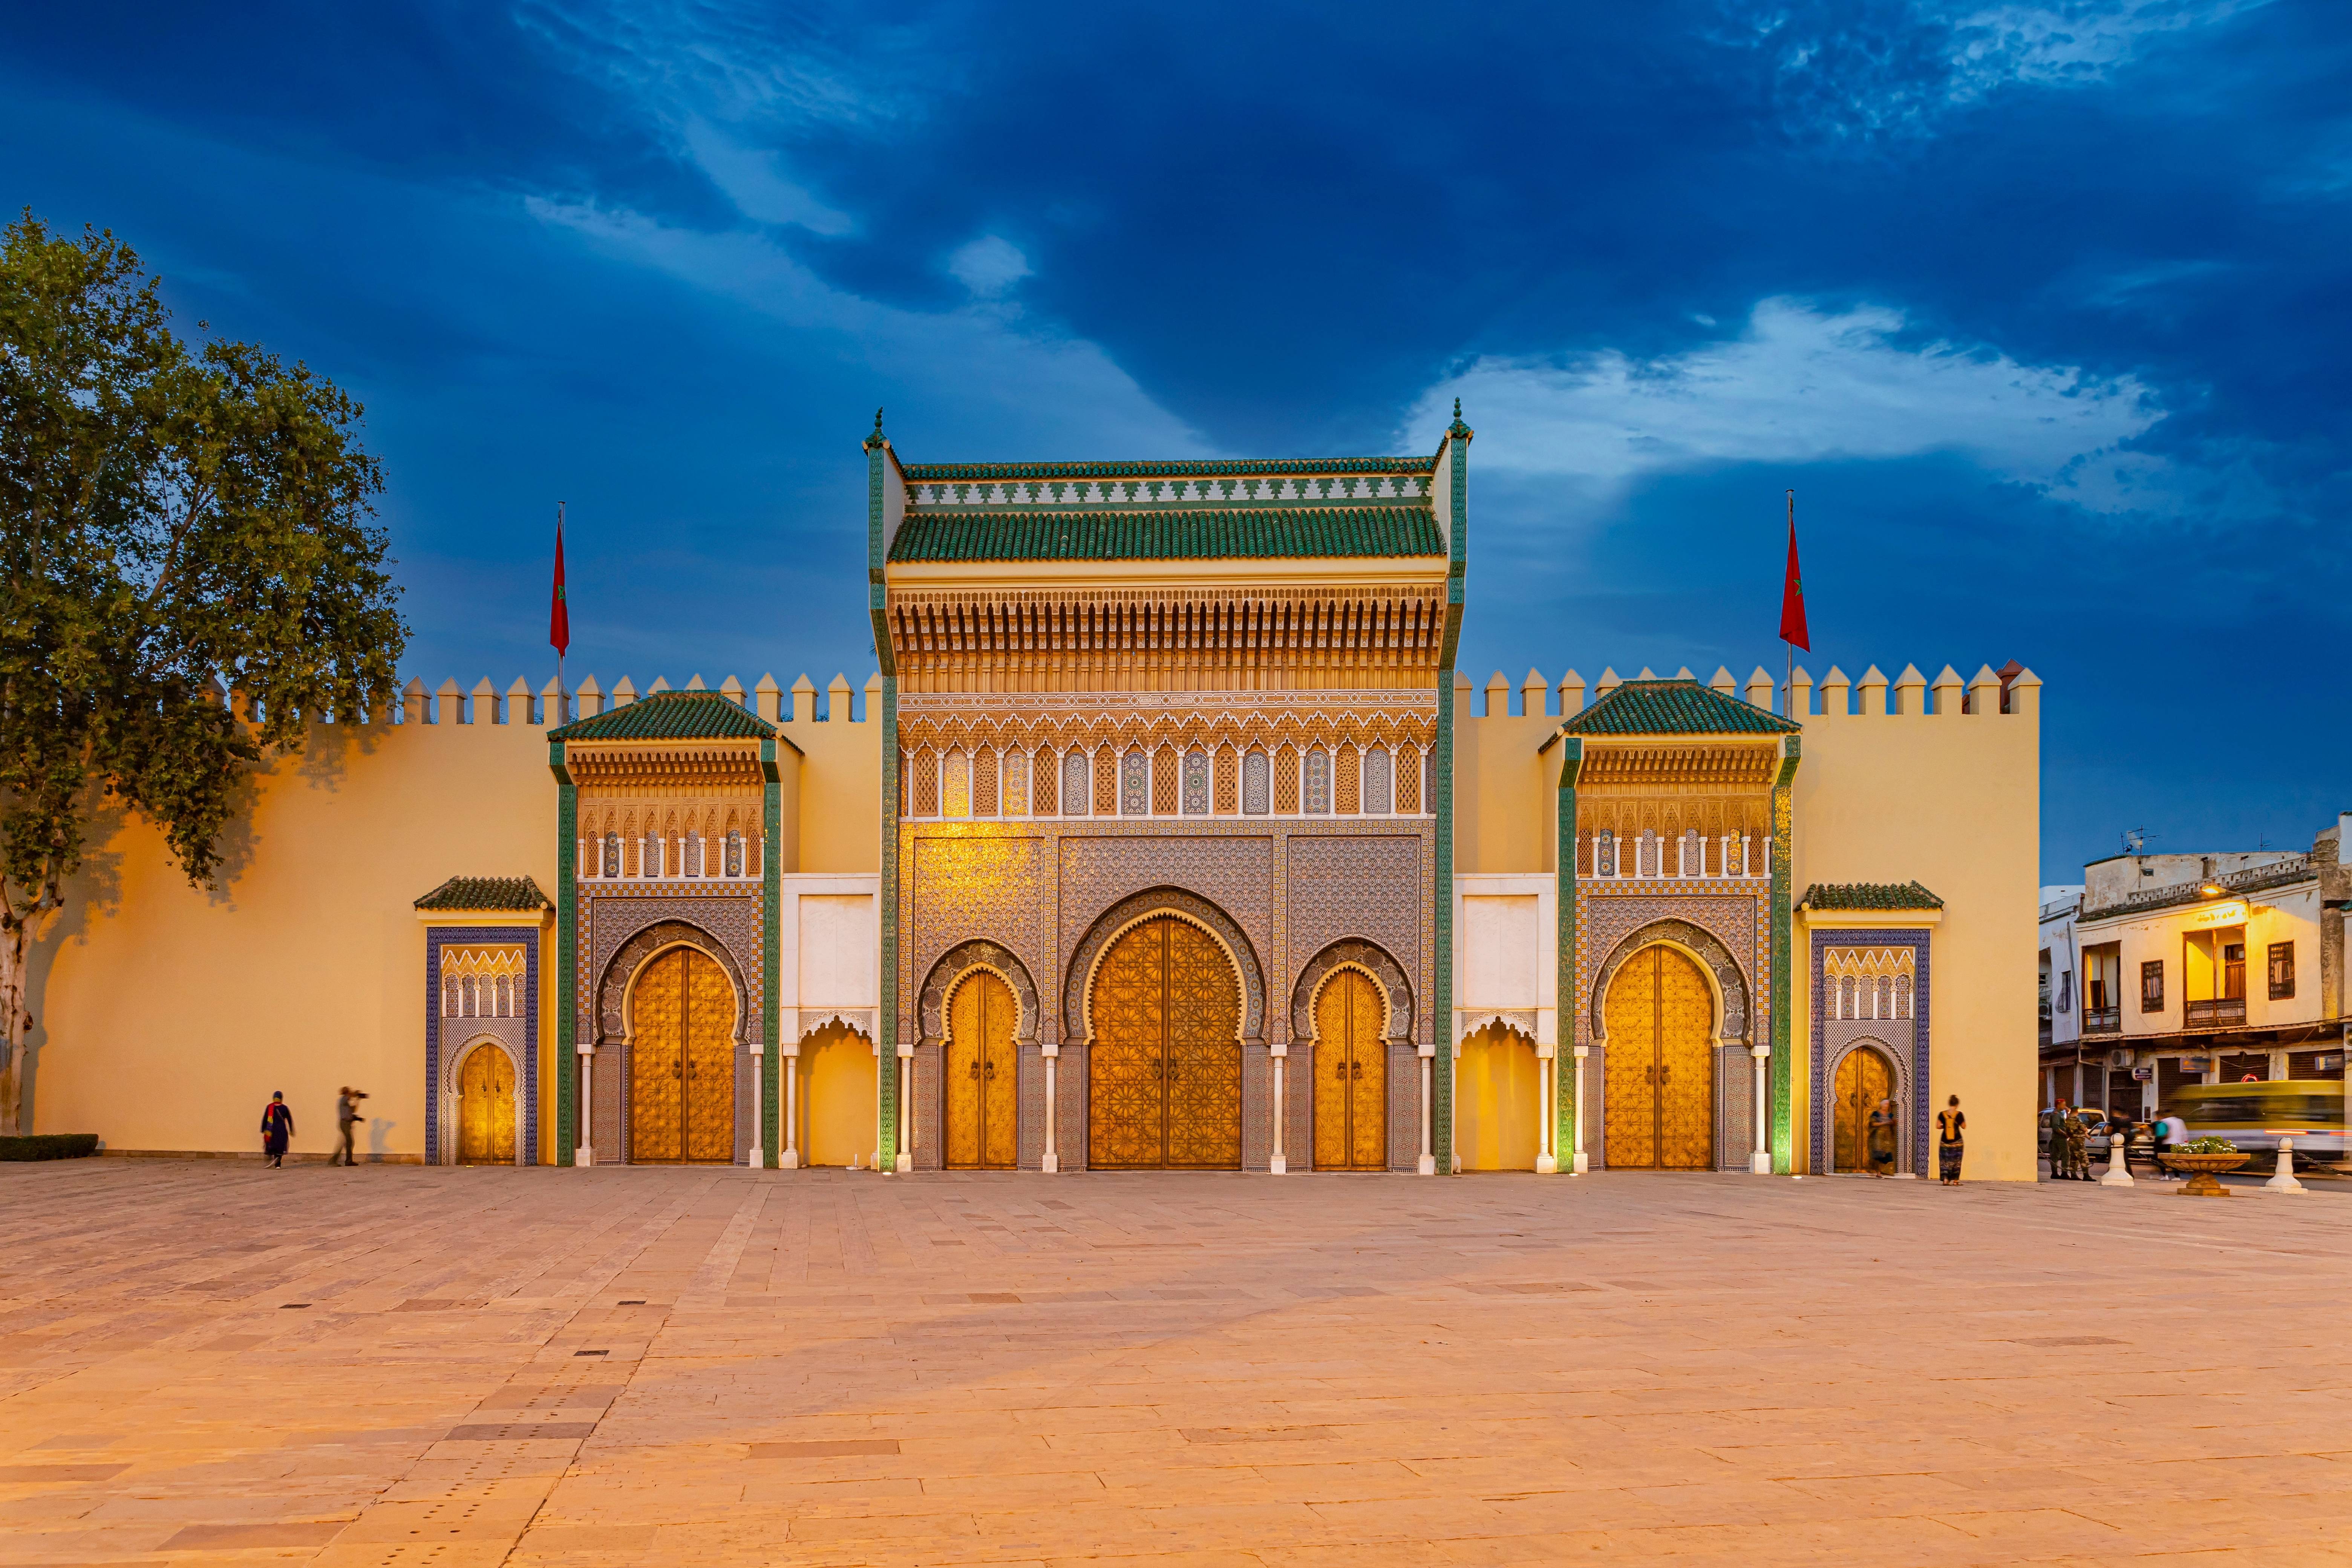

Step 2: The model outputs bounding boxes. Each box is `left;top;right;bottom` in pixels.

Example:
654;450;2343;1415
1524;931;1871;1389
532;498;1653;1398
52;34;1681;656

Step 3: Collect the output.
2122;828;2146;854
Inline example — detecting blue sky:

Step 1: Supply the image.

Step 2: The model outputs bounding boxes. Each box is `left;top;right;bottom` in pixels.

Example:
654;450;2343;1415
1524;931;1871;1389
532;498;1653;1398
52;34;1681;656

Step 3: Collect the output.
5;1;2346;879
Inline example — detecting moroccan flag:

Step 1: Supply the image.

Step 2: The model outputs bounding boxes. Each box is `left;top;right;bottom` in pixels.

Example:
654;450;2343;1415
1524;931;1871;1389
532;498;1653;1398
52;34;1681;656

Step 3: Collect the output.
1778;493;1809;651
550;506;571;657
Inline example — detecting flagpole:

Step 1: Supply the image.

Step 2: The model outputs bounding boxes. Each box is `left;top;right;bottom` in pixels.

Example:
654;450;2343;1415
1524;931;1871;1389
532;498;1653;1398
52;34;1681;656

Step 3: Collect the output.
1783;490;1794;717
555;502;567;724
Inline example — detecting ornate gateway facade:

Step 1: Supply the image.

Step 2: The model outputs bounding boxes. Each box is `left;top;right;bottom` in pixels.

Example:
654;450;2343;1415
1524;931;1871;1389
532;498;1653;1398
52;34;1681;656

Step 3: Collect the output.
31;413;2045;1179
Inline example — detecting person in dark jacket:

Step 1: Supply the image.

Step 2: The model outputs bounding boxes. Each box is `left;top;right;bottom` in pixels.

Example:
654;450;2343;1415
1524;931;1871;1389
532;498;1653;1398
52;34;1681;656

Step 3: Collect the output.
260;1092;294;1167
332;1087;368;1167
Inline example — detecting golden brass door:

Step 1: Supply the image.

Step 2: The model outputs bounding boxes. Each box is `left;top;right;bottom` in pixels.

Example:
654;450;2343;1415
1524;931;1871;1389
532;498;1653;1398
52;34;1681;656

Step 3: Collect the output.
1833;1046;1893;1173
630;946;738;1164
456;1044;514;1165
945;971;1018;1168
1311;969;1387;1169
1087;916;1242;1169
1602;945;1715;1170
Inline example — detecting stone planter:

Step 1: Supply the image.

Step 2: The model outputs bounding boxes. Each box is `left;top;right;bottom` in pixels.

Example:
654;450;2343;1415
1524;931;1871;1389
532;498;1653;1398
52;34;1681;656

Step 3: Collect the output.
2159;1151;2251;1196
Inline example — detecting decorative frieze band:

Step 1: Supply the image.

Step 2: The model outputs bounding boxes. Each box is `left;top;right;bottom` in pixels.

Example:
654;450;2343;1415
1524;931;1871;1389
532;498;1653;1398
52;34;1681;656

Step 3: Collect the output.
908;474;1431;508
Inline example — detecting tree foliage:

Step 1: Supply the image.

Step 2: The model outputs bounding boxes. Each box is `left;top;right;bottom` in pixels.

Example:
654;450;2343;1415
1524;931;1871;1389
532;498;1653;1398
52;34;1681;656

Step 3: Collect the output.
0;211;407;1130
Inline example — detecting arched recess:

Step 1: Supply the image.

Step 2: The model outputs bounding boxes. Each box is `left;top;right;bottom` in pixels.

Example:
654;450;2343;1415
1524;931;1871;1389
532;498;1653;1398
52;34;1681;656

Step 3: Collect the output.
1589;919;1749;1047
1290;938;1413;1047
919;941;1040;1048
1063;887;1265;1046
593;919;750;1165
1822;1034;1914;1174
441;1034;524;1167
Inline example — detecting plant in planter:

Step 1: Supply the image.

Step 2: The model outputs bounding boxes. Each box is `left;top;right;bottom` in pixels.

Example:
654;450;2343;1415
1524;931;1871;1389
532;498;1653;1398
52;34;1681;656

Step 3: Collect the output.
2160;1135;2251;1196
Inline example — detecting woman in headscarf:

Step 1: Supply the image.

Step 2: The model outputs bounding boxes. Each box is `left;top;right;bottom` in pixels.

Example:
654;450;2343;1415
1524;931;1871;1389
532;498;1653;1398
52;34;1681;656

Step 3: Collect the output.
1867;1096;1897;1177
1937;1094;1966;1184
260;1092;294;1167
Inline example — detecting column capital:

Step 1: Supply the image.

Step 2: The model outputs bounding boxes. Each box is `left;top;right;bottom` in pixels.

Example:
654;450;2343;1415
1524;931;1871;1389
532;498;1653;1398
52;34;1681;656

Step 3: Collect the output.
1572;1044;1589;1059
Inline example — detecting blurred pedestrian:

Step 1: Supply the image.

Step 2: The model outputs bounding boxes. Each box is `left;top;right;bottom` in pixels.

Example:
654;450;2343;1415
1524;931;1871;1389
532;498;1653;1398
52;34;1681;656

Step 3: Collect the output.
260;1092;294;1167
331;1087;368;1167
2063;1107;2090;1179
1937;1094;1966;1184
2048;1098;2074;1179
1867;1097;1897;1176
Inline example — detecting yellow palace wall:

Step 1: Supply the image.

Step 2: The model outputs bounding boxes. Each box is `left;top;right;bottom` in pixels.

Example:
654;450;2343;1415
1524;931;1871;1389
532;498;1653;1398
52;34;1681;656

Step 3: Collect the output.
1450;666;2041;1179
32;680;882;1158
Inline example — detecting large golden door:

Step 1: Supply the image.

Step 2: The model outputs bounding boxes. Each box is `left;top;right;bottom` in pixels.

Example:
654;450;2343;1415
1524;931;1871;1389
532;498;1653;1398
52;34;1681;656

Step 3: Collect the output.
1833;1046;1894;1173
1087;916;1242;1169
1312;969;1387;1169
945;971;1018;1168
630;946;738;1164
456;1044;514;1165
1601;945;1714;1170
1458;1024;1541;1171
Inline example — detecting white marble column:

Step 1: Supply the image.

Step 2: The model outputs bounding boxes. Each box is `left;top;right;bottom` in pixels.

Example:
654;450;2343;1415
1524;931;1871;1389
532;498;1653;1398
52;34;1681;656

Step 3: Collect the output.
780;1040;800;1168
1417;1042;1436;1175
747;1043;764;1168
1750;1044;1772;1174
1269;1042;1288;1174
1571;1045;1589;1174
894;1042;913;1173
1041;1041;1060;1174
1535;1045;1558;1173
576;1043;596;1167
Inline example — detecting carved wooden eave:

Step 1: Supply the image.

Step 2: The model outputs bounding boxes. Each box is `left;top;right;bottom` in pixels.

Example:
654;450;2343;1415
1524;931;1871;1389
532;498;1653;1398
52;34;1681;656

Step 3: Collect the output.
564;741;769;790
1571;739;1784;795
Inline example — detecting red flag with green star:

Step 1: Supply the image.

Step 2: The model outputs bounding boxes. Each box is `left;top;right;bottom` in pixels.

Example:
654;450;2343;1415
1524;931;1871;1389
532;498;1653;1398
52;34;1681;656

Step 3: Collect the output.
550;505;570;657
1778;492;1808;651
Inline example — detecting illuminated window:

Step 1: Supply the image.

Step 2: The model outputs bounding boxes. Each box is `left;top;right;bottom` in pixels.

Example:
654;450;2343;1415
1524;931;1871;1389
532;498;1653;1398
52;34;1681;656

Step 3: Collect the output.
2269;942;2295;1000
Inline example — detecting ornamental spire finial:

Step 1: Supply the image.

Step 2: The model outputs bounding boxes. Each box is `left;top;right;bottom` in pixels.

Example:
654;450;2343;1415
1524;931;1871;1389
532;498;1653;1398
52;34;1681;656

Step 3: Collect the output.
1447;396;1473;440
863;406;887;451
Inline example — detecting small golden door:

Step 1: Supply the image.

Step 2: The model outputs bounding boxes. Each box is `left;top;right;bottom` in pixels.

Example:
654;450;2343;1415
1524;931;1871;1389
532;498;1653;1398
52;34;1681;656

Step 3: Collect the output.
945;971;1018;1168
457;1044;514;1165
1311;969;1387;1169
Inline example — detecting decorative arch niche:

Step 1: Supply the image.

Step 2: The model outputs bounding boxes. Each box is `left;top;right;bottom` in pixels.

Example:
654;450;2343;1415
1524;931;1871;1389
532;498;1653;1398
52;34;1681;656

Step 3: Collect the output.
1063;886;1265;1045
1290;938;1414;1046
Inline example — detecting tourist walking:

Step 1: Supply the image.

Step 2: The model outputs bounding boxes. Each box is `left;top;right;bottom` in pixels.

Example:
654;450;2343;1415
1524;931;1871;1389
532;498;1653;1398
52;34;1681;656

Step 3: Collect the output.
260;1092;294;1167
1937;1094;1965;1184
332;1087;368;1167
1867;1097;1897;1176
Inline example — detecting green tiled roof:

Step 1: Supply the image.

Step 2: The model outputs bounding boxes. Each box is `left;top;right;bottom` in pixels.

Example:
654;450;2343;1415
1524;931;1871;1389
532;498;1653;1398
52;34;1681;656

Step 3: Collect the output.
1558;679;1800;737
415;876;550;912
1801;881;1945;911
901;456;1436;482
888;505;1445;564
547;690;774;742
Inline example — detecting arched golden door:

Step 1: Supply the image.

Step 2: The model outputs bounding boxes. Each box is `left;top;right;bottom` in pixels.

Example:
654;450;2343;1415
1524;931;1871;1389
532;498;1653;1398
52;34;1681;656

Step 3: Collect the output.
1833;1045;1895;1173
456;1044;515;1165
1602;945;1715;1170
945;971;1018;1168
1312;969;1387;1170
630;946;737;1164
1088;916;1242;1169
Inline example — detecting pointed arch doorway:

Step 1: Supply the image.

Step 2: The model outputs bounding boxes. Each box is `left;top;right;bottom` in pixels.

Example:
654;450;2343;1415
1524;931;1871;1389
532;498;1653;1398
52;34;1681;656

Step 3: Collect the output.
1312;969;1387;1170
1832;1044;1896;1173
630;945;738;1164
945;970;1019;1169
1602;944;1715;1170
1087;916;1243;1169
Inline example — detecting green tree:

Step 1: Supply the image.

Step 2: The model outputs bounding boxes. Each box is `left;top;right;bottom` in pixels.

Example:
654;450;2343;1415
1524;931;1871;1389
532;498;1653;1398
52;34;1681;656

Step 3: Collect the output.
0;213;406;1132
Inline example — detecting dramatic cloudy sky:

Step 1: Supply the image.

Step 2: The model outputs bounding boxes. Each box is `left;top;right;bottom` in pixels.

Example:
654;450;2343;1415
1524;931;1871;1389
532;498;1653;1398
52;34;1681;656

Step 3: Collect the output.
5;1;2345;877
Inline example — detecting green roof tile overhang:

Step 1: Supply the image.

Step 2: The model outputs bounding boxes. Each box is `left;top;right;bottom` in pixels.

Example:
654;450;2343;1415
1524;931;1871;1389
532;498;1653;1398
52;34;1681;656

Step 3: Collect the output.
1555;678;1801;737
1799;881;1946;911
414;875;551;912
887;505;1445;564
545;689;777;742
901;455;1436;482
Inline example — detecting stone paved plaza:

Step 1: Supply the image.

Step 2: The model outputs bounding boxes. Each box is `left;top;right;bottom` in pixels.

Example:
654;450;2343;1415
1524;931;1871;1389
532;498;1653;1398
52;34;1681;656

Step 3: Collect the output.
3;1162;2348;1567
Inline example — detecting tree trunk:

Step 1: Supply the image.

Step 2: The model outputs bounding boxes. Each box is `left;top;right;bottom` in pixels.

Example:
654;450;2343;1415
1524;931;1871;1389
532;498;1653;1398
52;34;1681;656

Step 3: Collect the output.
0;911;27;1135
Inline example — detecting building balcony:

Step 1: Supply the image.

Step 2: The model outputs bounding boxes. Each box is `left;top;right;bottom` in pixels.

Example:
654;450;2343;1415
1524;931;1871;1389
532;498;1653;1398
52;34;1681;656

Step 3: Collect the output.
2184;998;2248;1028
2082;1007;2121;1035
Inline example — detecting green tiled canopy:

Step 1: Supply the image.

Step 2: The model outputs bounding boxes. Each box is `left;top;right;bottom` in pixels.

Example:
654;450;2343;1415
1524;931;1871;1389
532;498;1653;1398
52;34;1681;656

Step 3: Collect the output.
889;505;1443;564
546;689;775;742
1800;881;1945;911
1557;679;1801;737
414;876;551;912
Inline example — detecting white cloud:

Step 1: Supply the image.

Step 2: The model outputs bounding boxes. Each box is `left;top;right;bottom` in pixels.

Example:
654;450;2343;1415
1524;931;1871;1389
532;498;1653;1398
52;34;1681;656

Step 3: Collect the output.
526;197;1209;459
1942;0;2271;96
1401;298;2166;508
680;119;855;236
948;235;1032;298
